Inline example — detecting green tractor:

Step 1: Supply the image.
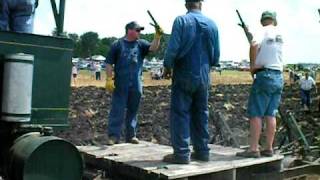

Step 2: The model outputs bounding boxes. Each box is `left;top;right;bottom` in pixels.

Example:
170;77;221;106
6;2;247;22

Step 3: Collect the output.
0;1;83;180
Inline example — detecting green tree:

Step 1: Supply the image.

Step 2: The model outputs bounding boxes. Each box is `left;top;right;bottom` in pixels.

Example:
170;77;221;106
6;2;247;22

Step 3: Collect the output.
69;31;170;60
96;37;117;57
68;33;81;58
79;32;99;57
140;33;170;60
68;33;79;42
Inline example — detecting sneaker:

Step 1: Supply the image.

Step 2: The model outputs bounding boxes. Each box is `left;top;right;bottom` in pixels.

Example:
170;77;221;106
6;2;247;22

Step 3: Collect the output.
191;152;210;162
163;154;190;164
260;150;274;157
127;137;139;144
106;136;119;145
236;150;261;158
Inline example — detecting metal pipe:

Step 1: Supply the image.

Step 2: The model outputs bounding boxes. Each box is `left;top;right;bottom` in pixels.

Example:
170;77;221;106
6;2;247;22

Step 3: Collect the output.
58;0;65;36
50;0;65;36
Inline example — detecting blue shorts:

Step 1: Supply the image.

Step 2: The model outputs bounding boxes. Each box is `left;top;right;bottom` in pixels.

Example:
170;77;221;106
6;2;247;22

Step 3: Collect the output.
247;69;284;118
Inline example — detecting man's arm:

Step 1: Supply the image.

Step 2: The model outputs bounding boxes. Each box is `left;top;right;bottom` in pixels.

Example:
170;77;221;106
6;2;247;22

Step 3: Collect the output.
312;78;318;93
106;64;113;78
104;41;119;92
164;17;182;69
105;41;118;76
212;27;220;66
249;42;258;74
149;36;161;52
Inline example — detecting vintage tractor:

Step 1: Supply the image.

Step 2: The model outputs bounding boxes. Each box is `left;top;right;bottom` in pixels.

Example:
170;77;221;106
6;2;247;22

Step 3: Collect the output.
0;1;83;179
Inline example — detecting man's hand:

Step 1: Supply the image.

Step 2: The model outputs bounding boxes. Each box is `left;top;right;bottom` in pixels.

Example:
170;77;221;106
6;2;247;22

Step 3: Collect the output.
249;65;263;78
105;77;115;93
147;10;163;39
163;68;172;79
250;67;257;77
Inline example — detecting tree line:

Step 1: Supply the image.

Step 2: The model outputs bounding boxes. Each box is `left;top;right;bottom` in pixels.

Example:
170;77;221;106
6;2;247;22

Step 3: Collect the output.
56;30;170;60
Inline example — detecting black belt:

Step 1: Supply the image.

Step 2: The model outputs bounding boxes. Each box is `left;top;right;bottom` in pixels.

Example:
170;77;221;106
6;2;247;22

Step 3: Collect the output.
255;68;281;73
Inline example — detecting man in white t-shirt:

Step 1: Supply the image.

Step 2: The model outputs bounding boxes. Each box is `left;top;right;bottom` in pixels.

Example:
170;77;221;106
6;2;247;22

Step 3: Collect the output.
94;62;102;80
300;72;317;111
71;63;78;86
237;11;284;158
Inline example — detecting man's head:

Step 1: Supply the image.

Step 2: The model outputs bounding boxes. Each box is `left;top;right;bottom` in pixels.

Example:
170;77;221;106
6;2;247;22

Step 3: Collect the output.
305;72;309;79
125;21;144;40
260;11;277;26
185;0;203;11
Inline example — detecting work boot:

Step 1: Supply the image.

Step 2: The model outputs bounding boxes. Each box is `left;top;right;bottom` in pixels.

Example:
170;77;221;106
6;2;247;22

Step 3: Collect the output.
163;154;190;164
260;149;274;157
191;152;210;162
127;137;139;144
106;136;119;145
236;150;261;158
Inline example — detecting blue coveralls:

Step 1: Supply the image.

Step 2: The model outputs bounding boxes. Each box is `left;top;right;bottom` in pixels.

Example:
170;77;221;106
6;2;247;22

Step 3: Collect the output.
0;0;37;33
106;38;150;141
164;10;220;160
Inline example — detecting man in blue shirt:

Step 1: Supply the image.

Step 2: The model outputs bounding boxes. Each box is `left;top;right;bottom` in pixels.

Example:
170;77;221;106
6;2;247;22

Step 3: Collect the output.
0;0;38;33
105;21;162;145
163;0;220;164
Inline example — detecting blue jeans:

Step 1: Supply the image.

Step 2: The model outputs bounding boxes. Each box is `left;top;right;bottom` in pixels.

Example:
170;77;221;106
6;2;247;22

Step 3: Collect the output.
170;79;210;160
108;85;142;141
301;89;311;108
247;70;284;118
0;0;36;33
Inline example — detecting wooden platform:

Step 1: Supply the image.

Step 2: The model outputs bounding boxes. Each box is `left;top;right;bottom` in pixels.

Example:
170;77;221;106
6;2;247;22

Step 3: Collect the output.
78;141;283;180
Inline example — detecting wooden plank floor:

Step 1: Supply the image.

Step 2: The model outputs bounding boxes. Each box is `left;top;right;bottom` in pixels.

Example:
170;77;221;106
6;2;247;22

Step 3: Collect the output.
78;141;283;180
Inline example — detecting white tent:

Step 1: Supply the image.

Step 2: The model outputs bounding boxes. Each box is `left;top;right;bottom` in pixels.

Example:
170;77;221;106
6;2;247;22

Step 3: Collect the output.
91;55;105;61
72;58;80;63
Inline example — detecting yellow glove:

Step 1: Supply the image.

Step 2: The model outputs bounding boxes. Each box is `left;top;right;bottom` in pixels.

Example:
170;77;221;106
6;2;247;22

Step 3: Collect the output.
154;26;164;39
105;77;115;93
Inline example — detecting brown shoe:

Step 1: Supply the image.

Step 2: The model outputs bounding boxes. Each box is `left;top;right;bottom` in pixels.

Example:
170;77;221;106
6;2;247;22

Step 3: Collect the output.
191;152;210;162
128;137;139;144
163;154;190;164
260;150;274;157
106;136;119;145
236;150;261;158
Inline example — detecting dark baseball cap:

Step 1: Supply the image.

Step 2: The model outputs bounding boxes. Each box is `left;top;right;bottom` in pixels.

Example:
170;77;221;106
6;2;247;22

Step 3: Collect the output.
125;21;144;31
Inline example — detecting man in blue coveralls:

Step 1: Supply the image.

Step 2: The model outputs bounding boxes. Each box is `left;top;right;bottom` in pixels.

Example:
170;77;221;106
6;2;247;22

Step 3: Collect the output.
163;0;220;164
0;0;38;33
105;21;162;145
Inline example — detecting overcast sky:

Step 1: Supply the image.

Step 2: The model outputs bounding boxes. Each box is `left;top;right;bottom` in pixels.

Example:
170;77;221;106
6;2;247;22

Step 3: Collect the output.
34;0;320;64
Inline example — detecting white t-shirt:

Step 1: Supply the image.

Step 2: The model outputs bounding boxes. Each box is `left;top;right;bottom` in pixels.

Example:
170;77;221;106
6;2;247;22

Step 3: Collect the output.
254;25;283;71
300;76;316;91
95;64;102;72
72;66;78;74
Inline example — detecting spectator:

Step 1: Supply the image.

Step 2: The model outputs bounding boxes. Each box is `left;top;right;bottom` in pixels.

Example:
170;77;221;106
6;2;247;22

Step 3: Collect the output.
289;69;294;85
300;72;317;111
71;63;78;86
95;62;102;81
